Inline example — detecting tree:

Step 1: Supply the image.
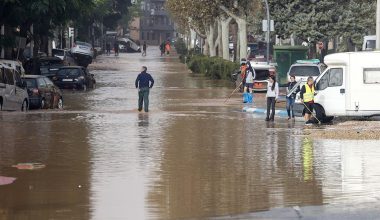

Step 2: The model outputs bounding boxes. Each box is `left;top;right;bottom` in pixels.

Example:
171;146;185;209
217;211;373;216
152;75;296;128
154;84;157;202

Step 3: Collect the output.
269;0;376;53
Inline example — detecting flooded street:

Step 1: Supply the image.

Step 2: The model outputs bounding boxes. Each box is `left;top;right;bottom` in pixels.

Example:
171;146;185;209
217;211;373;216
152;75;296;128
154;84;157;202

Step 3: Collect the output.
1;48;380;219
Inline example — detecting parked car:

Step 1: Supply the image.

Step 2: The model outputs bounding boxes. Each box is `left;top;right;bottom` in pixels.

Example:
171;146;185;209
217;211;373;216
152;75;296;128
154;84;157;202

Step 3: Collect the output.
22;75;63;109
287;59;327;82
231;61;277;92
53;66;96;91
0;62;29;111
71;41;94;67
24;57;65;78
0;59;25;75
52;49;77;66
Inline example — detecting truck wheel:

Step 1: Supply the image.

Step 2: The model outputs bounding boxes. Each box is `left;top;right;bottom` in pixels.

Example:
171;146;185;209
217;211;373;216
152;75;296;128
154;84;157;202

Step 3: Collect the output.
314;104;334;123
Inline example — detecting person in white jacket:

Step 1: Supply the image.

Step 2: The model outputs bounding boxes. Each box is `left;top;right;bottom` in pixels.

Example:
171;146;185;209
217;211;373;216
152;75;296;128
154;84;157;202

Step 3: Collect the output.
265;75;279;121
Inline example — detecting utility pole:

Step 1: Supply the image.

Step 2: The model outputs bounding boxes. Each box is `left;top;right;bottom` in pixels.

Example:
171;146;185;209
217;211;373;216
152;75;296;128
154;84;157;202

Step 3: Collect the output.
377;0;380;49
264;0;270;64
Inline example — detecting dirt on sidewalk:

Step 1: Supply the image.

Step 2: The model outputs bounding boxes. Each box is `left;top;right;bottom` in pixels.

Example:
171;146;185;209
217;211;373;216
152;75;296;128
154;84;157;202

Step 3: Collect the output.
307;121;380;140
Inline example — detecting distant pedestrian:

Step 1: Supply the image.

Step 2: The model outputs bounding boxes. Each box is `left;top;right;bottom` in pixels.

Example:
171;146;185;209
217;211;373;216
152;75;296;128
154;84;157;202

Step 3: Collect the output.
106;43;111;56
142;41;147;57
159;42;165;56
265;75;279;121
286;75;300;120
135;66;154;112
165;41;171;55
300;76;315;125
114;42;119;56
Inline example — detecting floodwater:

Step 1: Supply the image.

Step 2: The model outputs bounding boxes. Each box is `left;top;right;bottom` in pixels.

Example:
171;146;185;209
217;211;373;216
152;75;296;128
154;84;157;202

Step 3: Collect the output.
1;48;380;220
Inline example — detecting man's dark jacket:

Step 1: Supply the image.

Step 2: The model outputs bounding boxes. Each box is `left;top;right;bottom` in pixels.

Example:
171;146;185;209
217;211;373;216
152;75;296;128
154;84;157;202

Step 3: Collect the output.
135;71;154;89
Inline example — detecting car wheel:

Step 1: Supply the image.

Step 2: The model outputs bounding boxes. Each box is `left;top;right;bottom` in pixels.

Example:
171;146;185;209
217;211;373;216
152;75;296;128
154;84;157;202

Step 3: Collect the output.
21;100;28;112
57;97;63;109
40;98;46;109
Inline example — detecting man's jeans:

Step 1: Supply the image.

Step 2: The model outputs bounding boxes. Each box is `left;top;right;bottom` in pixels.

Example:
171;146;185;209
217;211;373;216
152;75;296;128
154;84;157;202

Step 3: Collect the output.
138;87;150;112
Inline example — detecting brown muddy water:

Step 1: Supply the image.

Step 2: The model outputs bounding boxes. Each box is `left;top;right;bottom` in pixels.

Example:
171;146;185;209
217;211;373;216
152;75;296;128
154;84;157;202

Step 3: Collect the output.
1;49;380;220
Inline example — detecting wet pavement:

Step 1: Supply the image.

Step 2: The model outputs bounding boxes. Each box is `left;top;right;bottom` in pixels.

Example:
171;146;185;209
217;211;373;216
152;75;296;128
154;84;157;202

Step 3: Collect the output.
1;48;380;220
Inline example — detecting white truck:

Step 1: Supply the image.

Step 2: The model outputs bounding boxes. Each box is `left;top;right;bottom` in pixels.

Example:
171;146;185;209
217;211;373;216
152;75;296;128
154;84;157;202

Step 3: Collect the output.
311;51;380;122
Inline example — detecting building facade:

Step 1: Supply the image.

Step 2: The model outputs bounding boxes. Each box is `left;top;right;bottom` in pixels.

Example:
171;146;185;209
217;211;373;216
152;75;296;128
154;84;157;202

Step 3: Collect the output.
140;0;175;45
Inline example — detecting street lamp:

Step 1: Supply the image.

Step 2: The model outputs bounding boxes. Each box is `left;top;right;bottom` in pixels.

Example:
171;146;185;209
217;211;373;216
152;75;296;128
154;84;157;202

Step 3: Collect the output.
376;0;380;49
264;0;270;64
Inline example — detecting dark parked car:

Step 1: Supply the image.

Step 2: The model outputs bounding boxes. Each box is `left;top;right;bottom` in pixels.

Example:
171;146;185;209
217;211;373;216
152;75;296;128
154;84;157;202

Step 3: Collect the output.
22;75;63;109
24;57;64;78
53;66;96;91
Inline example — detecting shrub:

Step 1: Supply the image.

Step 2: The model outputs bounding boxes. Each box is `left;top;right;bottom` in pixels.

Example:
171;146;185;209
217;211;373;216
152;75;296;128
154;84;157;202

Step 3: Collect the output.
174;38;188;56
187;55;239;80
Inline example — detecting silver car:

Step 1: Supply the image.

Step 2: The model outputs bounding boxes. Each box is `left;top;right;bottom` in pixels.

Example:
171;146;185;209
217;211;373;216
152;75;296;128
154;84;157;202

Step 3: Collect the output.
0;62;29;111
71;41;94;67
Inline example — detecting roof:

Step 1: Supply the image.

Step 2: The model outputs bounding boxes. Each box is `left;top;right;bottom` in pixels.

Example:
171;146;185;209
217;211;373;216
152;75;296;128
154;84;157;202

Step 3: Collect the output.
39;56;62;60
324;51;380;66
22;75;46;79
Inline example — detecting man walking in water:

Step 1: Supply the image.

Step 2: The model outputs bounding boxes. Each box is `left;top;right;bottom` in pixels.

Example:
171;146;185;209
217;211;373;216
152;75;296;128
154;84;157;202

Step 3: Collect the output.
135;66;154;112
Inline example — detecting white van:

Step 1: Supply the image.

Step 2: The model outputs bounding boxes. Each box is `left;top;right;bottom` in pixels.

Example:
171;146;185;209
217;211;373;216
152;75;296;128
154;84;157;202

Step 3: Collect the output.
362;35;376;51
312;51;380;122
287;59;327;82
0;63;29;111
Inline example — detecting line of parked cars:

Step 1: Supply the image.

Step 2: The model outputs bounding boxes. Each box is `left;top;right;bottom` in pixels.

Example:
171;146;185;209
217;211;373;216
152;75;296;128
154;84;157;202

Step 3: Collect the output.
1;57;96;111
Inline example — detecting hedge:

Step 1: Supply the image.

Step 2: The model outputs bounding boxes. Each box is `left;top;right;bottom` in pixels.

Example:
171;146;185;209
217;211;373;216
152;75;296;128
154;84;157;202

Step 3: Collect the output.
186;55;239;80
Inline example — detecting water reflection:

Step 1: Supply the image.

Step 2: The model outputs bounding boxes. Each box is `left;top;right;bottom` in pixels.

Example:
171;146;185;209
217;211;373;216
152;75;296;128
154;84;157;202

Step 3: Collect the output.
302;138;314;182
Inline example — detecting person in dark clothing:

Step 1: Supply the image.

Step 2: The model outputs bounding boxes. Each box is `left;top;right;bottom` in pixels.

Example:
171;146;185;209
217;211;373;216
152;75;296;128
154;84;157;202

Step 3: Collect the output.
135;66;154;112
114;42;119;56
106;43;111;56
142;42;147;57
300;76;315;125
159;42;165;56
286;75;300;120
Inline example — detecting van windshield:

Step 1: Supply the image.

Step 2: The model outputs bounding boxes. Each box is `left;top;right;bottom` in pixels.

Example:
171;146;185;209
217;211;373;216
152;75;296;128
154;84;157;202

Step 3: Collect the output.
289;66;320;77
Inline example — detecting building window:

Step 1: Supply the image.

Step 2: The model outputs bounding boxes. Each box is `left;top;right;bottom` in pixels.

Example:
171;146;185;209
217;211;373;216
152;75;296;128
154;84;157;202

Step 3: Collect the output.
147;32;150;40
141;32;145;40
152;33;155;40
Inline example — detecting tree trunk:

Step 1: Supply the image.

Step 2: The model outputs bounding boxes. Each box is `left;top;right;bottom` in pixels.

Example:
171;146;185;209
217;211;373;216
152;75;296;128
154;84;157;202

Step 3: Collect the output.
206;23;216;57
217;20;223;57
221;17;232;60
236;18;247;60
204;39;209;56
190;29;196;49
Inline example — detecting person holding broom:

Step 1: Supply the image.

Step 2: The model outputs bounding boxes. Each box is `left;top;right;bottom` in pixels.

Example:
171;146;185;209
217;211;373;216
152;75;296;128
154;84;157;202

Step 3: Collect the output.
300;76;316;125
